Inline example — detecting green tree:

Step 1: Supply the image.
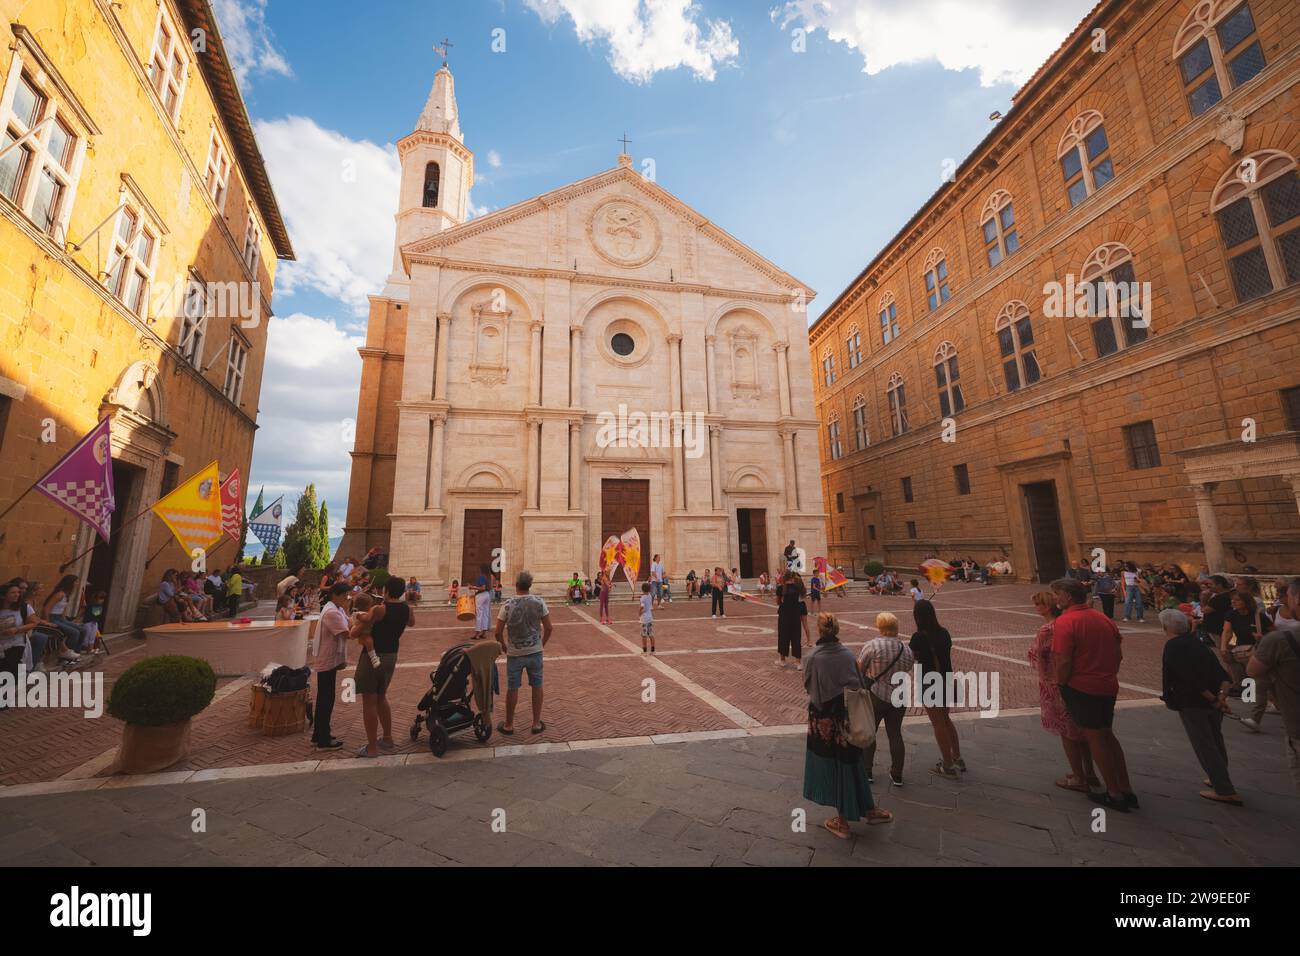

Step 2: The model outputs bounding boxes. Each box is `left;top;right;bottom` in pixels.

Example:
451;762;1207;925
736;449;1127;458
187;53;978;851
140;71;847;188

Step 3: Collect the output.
312;500;331;568
282;484;320;571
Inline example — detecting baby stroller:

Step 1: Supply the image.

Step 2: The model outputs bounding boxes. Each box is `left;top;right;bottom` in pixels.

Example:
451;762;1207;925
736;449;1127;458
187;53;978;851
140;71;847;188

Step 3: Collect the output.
409;642;498;757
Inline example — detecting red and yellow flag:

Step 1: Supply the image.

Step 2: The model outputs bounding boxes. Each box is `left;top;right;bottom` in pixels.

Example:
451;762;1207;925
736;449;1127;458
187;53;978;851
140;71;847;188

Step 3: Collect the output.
152;460;223;556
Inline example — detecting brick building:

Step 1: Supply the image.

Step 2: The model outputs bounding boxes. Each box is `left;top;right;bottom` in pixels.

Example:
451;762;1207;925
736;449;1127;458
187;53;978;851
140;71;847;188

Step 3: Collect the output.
0;0;292;630
809;0;1300;581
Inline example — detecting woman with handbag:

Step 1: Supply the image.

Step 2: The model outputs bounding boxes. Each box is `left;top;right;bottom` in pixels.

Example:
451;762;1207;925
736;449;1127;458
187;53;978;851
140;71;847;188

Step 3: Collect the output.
802;613;893;838
1220;591;1271;706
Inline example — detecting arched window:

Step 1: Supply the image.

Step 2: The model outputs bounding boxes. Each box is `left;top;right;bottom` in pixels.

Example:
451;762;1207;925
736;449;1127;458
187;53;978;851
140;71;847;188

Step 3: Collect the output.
995;301;1041;392
851;394;869;450
933;341;966;417
1211;150;1300;302
821;348;837;386
1058;111;1114;208
886;371;908;437
923;248;951;311
826;410;843;461
846;324;862;369
878;291;900;344
422;161;441;208
980;190;1019;267
1175;1;1266;117
1080;242;1147;357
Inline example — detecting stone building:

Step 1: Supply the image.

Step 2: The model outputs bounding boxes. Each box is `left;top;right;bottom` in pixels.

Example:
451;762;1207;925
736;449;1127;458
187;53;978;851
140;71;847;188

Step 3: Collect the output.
809;0;1300;581
339;65;826;586
0;0;292;630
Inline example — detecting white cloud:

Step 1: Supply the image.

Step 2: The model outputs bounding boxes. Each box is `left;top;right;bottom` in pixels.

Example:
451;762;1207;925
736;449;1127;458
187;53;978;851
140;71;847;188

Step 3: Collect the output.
254;116;400;315
774;0;1097;88
249;312;363;538
487;149;503;168
211;0;292;86
524;0;739;83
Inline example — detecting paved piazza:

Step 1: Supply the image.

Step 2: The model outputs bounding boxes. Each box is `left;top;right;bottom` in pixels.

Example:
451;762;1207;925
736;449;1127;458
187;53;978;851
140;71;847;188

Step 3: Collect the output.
2;582;1297;868
3;581;1172;787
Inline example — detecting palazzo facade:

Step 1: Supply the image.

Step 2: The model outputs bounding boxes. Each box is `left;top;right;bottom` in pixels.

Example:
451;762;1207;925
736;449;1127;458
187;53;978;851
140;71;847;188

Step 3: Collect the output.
810;0;1300;581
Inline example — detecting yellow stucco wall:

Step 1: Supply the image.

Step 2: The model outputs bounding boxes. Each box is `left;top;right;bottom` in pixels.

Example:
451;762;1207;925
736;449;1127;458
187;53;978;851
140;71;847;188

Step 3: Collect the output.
0;0;285;628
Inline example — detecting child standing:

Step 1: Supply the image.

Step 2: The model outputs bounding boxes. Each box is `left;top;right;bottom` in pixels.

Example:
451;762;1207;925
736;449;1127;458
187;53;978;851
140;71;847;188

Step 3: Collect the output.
639;582;655;654
448;579;459;605
909;579;925;602
809;572;823;614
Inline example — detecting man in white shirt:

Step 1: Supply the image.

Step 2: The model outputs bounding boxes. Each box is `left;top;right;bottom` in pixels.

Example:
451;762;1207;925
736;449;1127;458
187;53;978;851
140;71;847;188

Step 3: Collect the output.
311;583;351;751
650;554;666;608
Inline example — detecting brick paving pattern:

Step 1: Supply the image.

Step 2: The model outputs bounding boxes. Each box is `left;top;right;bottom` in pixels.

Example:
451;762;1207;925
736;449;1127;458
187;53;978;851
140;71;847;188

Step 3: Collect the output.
0;582;1188;786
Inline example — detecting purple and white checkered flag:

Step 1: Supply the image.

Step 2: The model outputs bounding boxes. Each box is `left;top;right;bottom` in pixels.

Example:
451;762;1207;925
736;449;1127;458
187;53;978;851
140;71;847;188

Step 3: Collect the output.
34;418;116;542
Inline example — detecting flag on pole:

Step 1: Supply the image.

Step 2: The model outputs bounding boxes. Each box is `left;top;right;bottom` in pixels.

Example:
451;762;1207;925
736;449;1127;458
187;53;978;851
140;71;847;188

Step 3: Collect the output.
33;418;116;542
250;485;264;520
152;460;223;556
220;469;243;541
249;496;284;554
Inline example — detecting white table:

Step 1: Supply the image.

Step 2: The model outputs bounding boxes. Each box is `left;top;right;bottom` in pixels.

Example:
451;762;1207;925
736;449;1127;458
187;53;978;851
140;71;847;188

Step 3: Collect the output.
143;620;310;676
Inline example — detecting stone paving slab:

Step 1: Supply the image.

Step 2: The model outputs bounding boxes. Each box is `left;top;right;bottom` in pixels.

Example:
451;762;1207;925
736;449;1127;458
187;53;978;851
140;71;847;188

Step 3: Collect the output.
1;703;1294;867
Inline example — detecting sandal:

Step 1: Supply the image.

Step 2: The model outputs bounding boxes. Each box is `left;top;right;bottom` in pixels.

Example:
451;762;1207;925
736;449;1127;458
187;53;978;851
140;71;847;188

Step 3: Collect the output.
866;808;893;825
496;722;514;736
1055;775;1089;793
531;721;546;735
823;818;850;839
1198;790;1243;806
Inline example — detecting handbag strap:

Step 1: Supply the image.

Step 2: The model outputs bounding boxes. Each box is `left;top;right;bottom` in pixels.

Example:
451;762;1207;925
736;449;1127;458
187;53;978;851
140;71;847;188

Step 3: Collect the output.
863;641;905;689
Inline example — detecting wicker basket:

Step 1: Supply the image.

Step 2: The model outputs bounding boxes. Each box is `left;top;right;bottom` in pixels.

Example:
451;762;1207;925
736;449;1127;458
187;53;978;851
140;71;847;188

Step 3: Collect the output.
248;684;309;736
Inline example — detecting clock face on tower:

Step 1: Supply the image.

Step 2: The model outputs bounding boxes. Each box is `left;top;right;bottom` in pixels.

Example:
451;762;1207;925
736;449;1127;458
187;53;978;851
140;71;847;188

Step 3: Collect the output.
587;197;661;268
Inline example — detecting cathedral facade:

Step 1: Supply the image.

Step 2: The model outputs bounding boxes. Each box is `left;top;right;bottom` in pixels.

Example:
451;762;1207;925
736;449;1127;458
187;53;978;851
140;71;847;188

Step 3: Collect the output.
338;65;826;586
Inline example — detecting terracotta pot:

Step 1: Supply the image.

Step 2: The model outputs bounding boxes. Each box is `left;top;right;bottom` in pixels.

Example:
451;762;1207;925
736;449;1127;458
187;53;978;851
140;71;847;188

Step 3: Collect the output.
111;719;192;775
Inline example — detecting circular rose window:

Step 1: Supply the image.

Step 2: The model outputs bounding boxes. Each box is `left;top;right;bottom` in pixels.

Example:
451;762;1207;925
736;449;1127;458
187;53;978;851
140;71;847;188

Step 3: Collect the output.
610;332;635;356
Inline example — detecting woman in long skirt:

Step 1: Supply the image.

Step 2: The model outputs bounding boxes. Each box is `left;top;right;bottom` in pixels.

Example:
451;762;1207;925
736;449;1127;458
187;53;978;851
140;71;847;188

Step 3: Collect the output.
803;613;893;837
472;562;492;639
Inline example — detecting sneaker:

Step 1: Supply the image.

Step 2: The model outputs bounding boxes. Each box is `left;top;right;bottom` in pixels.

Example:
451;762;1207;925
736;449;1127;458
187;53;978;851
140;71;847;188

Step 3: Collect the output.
1088;791;1130;813
1122;792;1140;809
315;739;344;751
796;662;803;671
711;614;717;619
890;771;904;787
930;763;958;779
954;757;967;773
1241;717;1261;733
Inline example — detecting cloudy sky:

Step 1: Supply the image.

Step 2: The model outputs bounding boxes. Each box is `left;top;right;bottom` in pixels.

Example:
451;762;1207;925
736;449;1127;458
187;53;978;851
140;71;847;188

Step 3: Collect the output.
220;0;1096;537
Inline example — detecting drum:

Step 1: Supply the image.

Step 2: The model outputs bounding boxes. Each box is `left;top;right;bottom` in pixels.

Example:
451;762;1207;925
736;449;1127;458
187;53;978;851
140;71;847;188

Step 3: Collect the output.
456;594;476;621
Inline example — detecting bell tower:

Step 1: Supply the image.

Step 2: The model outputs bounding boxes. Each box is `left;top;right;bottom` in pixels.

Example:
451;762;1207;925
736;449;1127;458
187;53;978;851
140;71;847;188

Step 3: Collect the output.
384;55;473;293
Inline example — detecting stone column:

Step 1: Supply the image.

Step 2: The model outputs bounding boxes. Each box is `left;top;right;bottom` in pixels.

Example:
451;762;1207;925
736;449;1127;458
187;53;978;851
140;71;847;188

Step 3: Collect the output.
529;321;544;406
1192;482;1225;573
708;424;722;511
704;334;718;414
427;411;447;511
434;313;452;400
1290;475;1300;521
525;415;541;511
781;427;799;512
568;419;583;511
773;341;792;418
569;325;583;407
668;333;685;512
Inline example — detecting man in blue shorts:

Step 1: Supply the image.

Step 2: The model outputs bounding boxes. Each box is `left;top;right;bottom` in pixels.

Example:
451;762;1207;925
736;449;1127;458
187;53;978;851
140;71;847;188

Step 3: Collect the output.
494;570;552;735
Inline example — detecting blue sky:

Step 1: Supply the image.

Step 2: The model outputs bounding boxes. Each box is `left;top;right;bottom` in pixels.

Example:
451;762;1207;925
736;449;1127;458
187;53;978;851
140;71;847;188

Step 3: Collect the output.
225;0;1094;538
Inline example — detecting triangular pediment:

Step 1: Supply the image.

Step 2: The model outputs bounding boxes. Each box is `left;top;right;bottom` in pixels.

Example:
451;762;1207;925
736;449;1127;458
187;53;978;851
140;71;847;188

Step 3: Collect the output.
400;164;812;297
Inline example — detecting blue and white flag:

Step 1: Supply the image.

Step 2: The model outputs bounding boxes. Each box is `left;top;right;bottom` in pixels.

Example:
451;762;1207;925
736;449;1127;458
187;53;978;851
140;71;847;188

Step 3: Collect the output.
248;496;283;554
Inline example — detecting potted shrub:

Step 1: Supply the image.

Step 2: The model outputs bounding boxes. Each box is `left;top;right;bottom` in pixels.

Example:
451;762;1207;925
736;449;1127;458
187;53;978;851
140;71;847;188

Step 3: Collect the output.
370;568;391;593
107;655;216;774
864;560;885;577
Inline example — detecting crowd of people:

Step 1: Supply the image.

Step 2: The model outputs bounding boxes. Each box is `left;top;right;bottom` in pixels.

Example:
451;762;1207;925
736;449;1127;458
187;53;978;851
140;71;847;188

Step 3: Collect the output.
0;575;106;680
799;571;1300;838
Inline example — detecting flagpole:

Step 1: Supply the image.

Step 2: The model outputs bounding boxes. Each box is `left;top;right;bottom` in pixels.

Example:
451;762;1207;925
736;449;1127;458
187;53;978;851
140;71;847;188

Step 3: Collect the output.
0;480;40;526
145;533;232;572
58;502;157;572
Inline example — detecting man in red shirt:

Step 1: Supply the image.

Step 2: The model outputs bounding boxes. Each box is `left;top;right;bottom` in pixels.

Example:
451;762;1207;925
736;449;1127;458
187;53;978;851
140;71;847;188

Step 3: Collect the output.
1051;577;1137;812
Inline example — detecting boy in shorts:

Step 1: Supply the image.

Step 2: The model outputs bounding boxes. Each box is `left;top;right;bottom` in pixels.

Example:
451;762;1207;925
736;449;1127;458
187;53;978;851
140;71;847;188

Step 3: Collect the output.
640;581;655;654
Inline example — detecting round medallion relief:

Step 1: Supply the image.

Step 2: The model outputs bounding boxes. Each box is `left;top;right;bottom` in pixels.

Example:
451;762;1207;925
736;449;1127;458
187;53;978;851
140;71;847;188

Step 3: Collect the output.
587;197;661;268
